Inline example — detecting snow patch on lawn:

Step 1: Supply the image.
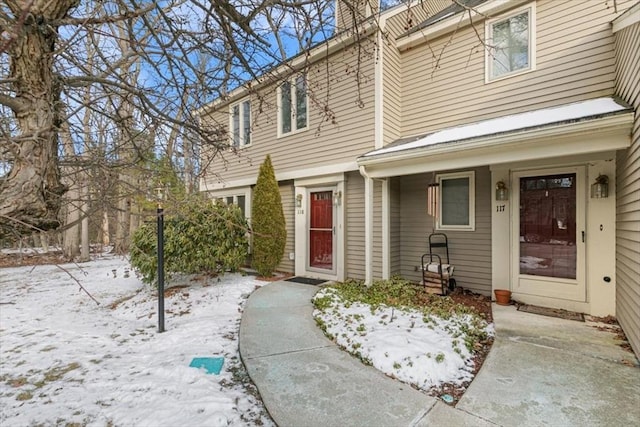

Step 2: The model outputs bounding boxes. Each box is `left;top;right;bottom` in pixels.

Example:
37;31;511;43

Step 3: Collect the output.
313;287;493;392
0;256;272;427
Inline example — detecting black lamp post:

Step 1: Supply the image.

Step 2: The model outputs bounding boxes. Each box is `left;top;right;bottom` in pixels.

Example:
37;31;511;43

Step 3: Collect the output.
156;187;165;333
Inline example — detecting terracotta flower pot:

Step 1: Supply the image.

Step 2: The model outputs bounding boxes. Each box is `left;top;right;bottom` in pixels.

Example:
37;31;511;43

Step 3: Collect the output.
494;289;512;306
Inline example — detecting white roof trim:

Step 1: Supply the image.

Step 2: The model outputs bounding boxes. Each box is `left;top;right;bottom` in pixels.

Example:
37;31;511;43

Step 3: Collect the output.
612;1;640;33
362;97;631;159
200;160;358;191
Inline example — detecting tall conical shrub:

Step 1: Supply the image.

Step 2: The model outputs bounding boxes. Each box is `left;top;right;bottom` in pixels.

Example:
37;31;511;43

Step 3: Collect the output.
251;154;286;277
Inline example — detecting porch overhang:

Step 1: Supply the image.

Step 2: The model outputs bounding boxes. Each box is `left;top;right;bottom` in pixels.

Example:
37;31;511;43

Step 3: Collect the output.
357;98;634;178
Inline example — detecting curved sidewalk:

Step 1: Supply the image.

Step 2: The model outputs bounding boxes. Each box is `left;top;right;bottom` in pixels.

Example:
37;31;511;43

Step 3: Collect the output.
238;281;490;427
239;281;640;426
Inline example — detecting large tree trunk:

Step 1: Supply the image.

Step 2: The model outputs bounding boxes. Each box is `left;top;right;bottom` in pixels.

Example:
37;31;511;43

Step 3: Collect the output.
60;108;80;260
0;1;77;235
62;181;80;259
80;177;90;262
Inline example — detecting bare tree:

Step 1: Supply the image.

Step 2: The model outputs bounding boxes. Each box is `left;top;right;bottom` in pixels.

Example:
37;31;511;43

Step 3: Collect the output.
0;0;345;239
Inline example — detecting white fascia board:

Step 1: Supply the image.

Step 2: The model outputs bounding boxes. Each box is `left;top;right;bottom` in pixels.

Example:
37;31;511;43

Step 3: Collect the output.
359;113;633;178
201;161;359;191
397;0;529;51
612;1;640;33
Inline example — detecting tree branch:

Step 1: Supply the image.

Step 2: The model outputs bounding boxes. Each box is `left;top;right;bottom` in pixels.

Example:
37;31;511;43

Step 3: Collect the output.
0;93;28;113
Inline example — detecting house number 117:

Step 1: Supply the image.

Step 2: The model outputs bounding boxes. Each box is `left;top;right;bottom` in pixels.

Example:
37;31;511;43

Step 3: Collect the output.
496;205;506;212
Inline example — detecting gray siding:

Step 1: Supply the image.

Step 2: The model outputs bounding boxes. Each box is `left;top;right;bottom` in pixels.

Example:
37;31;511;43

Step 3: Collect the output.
399;0;629;139
399;167;492;295
346;171;365;280
614;20;640;358
278;182;295;273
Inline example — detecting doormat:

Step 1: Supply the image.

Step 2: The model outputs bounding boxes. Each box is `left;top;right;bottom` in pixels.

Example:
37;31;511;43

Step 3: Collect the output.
517;304;585;322
285;276;328;286
189;357;224;375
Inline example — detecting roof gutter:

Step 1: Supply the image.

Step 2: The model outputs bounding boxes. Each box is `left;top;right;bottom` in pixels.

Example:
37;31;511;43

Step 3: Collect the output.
357;112;633;176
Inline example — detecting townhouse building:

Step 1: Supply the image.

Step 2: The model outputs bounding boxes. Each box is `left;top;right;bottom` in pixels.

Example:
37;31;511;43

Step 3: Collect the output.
199;0;640;357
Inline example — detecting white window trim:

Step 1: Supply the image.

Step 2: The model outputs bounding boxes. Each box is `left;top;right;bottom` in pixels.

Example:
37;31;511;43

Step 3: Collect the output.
276;75;309;138
229;99;251;148
485;2;536;83
214;188;253;253
436;171;475;231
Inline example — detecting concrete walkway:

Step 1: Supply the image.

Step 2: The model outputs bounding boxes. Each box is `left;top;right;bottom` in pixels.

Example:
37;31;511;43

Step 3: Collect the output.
239;281;640;426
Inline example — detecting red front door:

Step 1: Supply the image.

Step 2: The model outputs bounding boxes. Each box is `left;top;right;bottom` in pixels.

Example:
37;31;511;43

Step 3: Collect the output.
310;191;333;270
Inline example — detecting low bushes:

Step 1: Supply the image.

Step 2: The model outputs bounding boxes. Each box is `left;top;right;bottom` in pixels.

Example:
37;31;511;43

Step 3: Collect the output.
130;196;248;284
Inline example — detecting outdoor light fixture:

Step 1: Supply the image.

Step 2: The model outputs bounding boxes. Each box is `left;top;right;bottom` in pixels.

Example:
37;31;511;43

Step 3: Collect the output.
495;181;509;201
591;174;609;199
333;190;342;206
296;193;303;207
155;186;165;333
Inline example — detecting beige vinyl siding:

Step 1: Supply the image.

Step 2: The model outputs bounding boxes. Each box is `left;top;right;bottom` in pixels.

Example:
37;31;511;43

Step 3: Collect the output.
390;177;402;276
614;20;640;358
200;37;377;188
346;171;365;280
382;4;435;146
399;167;492;295
278;182;295;273
399;0;624;138
382;27;401;146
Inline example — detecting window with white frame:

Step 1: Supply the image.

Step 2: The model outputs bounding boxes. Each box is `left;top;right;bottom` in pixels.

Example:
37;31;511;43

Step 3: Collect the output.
437;171;475;231
230;100;251;147
278;75;308;136
221;194;248;218
486;4;535;81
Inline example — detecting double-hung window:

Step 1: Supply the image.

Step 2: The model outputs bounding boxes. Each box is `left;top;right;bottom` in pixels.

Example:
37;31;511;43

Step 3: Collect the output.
278;75;308;136
230;100;251;148
436;171;475;231
486;3;535;81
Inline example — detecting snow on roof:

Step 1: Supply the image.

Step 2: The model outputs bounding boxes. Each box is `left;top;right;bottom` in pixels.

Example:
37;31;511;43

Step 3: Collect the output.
364;97;631;158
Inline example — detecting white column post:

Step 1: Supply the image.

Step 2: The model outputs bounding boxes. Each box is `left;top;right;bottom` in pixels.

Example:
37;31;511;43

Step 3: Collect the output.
382;178;390;280
364;175;374;285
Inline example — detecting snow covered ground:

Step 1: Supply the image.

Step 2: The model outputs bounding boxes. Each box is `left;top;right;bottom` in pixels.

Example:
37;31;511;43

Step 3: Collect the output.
313;287;494;393
1;253;494;426
0;255;273;427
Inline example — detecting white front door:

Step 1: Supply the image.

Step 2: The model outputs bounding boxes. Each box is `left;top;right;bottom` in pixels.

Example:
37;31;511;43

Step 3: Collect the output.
511;167;586;302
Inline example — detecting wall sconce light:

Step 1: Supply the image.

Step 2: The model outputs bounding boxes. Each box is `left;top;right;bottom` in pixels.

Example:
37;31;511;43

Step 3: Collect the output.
495;181;509;201
333;190;342;206
296;193;303;207
591;174;609;199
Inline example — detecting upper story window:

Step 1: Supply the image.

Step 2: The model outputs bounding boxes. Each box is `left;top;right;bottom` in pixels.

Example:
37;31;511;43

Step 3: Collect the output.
230;100;251;148
486;3;536;82
278;75;308;136
436;171;475;231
